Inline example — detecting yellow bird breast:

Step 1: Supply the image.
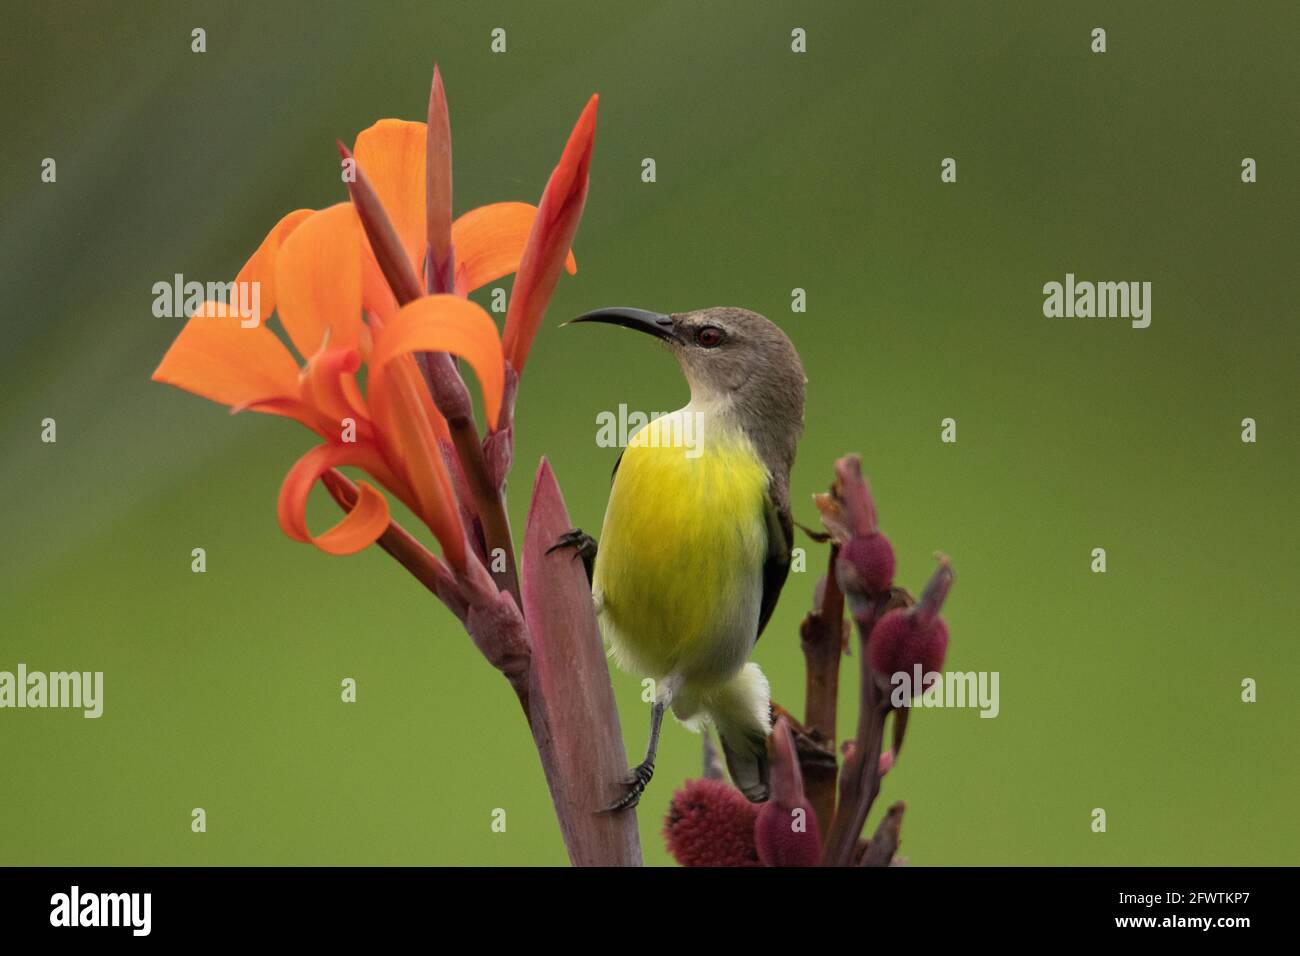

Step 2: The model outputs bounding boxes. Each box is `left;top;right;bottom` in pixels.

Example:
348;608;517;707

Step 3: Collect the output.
592;412;769;688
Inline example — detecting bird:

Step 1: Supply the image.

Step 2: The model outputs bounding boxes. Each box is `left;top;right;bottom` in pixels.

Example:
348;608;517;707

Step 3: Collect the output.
553;306;806;812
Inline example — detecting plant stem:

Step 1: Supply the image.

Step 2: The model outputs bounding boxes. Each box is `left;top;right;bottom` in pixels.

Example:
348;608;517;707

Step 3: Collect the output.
340;144;521;606
860;801;905;867
821;590;905;865
321;469;467;619
799;545;846;837
521;460;642;865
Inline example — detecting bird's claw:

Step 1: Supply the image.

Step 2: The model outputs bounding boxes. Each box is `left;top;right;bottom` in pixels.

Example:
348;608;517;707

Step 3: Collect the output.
547;528;597;560
597;760;655;814
548;528;597;585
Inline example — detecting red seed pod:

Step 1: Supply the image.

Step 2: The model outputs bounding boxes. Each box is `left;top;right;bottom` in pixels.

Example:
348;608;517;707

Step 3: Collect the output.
837;532;895;597
866;556;954;697
754;718;822;866
868;608;949;692
755;798;822;867
663;778;761;867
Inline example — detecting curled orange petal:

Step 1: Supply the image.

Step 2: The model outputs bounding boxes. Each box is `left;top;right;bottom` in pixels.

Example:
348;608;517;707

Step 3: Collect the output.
451;202;577;295
370;295;505;427
301;347;370;441
277;444;391;555
152;301;308;424
275;203;363;357
235;208;314;325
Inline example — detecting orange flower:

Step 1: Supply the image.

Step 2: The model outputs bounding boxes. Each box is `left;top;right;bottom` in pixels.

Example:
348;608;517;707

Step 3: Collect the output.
152;81;597;570
153;202;502;568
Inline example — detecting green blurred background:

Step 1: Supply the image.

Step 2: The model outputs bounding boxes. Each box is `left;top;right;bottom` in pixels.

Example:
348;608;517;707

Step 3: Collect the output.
2;1;1296;866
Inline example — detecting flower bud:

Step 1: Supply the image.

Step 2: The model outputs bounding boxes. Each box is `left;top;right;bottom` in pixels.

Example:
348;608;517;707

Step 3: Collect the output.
754;718;822;866
663;778;760;867
878;749;895;776
836;532;895;597
867;555;954;697
755;801;821;867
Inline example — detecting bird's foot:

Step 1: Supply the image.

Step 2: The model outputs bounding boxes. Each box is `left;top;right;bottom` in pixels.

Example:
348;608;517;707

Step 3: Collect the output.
547;528;597;584
598;760;655;814
547;527;597;559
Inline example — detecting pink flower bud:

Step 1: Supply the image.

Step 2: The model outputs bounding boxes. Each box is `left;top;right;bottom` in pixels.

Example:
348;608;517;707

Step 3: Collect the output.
837;532;895;596
878;749;895;776
754;718;822;866
663;778;761;867
868;609;948;689
755;799;822;867
867;556;954;697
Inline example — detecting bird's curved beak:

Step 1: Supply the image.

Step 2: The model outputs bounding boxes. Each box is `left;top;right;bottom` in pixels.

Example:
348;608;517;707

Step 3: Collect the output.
566;307;680;344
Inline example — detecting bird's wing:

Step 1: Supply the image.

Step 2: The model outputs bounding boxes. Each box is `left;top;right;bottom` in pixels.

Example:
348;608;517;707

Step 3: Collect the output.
756;485;793;640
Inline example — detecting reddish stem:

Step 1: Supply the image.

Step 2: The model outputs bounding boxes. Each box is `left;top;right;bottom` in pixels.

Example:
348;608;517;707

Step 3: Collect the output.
821;588;911;865
321;469;468;619
339;141;521;607
798;546;846;837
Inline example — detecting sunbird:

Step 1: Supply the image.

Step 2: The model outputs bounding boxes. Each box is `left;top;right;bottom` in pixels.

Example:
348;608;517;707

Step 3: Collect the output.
555;307;806;811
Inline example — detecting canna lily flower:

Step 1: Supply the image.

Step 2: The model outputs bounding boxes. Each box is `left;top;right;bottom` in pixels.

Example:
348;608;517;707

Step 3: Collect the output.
153;73;597;570
150;64;640;869
153;202;503;567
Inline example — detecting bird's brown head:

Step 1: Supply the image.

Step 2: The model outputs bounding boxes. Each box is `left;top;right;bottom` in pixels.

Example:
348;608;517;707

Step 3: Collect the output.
568;306;806;473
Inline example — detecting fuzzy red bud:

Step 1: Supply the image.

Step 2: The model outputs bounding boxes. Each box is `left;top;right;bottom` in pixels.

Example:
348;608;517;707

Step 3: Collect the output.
837;532;895;596
867;608;949;692
867;556;954;697
755;799;822;867
754;718;822;866
663;778;761;867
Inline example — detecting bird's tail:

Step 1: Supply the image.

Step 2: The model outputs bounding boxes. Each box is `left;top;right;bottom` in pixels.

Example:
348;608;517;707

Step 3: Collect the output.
704;663;772;803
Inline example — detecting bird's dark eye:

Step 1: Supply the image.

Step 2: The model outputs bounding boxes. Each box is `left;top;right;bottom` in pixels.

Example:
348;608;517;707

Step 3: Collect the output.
695;326;725;349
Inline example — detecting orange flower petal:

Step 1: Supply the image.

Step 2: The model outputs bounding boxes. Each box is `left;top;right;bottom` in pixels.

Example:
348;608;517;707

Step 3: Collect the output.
364;294;503;573
362;252;400;323
371;360;466;571
235;208;314;325
370;295;505;427
274;203;364;358
152;301;306;420
503;95;598;375
354;119;427;273
451;202;577;295
301;347;371;441
277;444;391;555
426;67;454;286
